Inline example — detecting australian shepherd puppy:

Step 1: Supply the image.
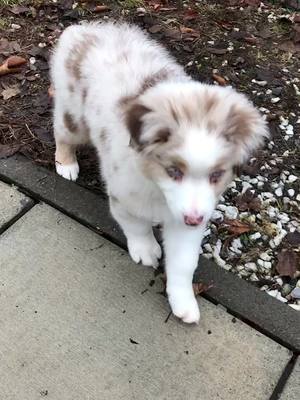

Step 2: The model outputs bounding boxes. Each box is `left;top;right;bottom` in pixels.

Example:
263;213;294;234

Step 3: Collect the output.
51;22;268;324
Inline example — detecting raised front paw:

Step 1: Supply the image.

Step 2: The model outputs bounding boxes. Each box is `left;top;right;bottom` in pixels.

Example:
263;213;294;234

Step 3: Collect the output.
168;289;200;324
127;236;162;268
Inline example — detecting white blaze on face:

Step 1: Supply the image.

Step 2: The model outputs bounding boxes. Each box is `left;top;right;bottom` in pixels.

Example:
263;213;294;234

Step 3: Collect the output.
158;128;230;224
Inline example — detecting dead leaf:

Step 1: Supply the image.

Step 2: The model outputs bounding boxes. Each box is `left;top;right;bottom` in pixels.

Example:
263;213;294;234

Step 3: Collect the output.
193;281;214;296
0;39;21;56
212;73;227;86
179;26;197;35
223;219;252;235
148;25;163;34
244;36;258;45
94;5;111;13
207;47;228;55
276;250;298;278
279;40;300;53
9;5;30;15
283;232;300;247
0;144;21;159
0;56;27;76
235;189;261;212
183;8;199;21
1;85;21;100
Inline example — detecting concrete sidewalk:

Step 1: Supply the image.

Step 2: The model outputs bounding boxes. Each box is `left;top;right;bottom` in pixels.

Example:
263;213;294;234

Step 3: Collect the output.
0;181;297;400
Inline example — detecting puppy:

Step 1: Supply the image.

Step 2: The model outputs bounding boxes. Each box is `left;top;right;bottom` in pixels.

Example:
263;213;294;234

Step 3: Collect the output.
50;22;268;323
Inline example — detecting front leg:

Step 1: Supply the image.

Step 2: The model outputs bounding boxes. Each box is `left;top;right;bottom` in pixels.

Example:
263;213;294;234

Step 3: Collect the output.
109;197;161;268
163;222;205;324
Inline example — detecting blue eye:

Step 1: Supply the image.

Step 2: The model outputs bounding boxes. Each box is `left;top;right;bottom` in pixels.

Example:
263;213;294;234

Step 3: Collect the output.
166;166;184;181
209;169;225;184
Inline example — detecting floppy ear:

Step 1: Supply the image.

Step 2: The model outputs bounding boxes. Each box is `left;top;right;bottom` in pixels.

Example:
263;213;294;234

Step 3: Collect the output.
126;102;170;151
225;101;269;163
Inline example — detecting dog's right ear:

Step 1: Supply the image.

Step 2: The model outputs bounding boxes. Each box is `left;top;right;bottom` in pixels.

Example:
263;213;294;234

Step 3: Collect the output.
125;102;152;150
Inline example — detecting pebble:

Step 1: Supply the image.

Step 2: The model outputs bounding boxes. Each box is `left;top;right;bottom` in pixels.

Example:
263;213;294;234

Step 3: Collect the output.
30;57;36;65
291;287;300;299
289;304;300;311
288;189;295;197
271;97;280;103
211;210;224;222
250;232;261;240
275;187;283;197
11;24;21;29
249;273;259;281
288;175;297;183
267;290;287;303
242;181;252;193
245;262;257;272
224;206;238;220
260;252;271;261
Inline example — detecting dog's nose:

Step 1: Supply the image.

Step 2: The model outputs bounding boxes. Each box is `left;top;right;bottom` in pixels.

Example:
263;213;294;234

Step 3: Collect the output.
184;214;204;226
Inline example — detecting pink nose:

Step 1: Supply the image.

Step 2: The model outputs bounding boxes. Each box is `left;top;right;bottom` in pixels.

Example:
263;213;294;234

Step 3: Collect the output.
184;214;204;226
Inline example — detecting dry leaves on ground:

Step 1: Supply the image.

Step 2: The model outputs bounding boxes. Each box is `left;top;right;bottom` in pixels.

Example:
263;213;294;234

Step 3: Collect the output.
222;219;252;235
0;56;26;76
235;189;261;212
1;85;21;100
276;249;299;278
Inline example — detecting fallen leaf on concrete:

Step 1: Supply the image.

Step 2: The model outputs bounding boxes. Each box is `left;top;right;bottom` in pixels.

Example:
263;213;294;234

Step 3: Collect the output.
1;85;21;100
193;281;214;296
235;189;261;212
212;73;227;86
0;144;21;159
223;219;252;235
276;250;298;278
0;56;26;76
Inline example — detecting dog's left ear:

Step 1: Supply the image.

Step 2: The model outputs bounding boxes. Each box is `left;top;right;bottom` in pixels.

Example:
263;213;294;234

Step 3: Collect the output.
225;101;269;163
125;102;151;150
125;102;170;151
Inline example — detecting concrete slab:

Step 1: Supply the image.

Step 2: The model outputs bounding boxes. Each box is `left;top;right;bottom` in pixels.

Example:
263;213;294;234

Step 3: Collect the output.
0;181;33;231
1;156;300;352
281;358;300;399
0;203;291;400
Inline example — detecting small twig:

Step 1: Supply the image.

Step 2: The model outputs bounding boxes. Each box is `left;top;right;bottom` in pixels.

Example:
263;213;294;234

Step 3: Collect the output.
25;123;36;139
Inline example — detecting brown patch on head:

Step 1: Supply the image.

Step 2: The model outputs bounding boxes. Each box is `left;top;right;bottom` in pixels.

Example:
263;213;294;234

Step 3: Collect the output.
126;103;151;150
224;104;259;144
65;33;99;80
64;112;78;134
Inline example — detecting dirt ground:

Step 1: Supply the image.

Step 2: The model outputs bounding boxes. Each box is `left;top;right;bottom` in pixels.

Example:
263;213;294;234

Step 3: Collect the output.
0;0;299;302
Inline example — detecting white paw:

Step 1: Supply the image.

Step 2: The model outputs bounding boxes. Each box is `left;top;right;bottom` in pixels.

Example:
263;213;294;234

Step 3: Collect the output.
128;236;162;268
168;289;200;324
56;162;79;181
